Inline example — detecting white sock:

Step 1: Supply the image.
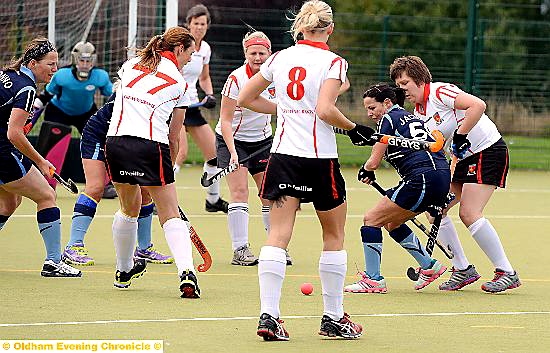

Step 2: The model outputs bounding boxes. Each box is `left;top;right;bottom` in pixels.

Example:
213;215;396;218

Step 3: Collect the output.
228;203;249;250
204;162;220;203
469;217;514;273
163;217;195;275
261;205;270;234
112;211;138;272
438;216;470;270
258;246;287;318
319;250;347;321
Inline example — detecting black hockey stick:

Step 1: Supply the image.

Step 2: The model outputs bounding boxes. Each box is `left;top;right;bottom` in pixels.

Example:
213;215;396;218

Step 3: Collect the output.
406;213;444;281
50;169;78;194
200;144;271;187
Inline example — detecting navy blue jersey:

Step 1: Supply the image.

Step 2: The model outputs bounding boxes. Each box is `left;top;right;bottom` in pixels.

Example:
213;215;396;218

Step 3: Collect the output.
0;67;36;151
377;105;448;179
82;92;115;141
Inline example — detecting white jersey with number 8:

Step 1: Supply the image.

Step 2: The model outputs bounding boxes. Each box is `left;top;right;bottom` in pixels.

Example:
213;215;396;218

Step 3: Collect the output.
108;56;191;144
259;40;348;158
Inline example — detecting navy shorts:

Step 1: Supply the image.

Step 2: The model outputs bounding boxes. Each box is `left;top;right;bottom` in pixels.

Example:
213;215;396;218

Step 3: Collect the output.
260;153;346;212
105;136;174;186
215;133;272;176
452;138;509;188
0;147;33;185
80;117;108;161
386;169;451;213
183;107;208;127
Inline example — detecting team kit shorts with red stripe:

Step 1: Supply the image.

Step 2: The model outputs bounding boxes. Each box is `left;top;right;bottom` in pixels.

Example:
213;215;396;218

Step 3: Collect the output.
105;136;174;186
260;153;346;211
215;134;272;176
452;138;509;188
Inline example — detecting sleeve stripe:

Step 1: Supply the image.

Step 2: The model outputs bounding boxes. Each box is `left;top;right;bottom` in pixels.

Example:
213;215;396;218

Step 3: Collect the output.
15;86;36;112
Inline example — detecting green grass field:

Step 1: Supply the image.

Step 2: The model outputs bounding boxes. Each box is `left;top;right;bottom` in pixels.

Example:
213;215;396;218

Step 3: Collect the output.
1;167;549;353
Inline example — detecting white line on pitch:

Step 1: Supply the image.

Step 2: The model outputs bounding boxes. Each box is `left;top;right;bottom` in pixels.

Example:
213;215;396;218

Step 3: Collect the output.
1;311;549;328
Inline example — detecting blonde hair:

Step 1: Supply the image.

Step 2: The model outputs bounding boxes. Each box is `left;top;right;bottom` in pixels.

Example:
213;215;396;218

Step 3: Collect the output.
290;0;333;41
242;31;271;53
137;26;194;71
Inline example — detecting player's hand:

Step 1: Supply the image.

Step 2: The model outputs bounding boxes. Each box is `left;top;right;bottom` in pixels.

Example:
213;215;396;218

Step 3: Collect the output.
357;165;376;184
38;159;55;177
203;94;216;109
229;150;239;166
348;124;375;146
451;130;471;159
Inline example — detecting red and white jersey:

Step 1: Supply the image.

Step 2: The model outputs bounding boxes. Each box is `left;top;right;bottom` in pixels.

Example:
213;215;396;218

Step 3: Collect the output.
181;41;211;103
108;55;191;144
259;40;347;158
414;82;501;158
215;64;275;142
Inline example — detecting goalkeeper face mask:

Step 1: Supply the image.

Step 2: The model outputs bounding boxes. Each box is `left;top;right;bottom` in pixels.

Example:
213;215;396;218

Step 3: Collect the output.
71;41;96;79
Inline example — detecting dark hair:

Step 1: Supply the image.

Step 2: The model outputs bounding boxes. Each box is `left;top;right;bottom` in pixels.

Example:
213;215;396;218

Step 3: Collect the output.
137;26;195;71
389;56;432;85
186;4;211;25
4;37;56;71
363;83;406;107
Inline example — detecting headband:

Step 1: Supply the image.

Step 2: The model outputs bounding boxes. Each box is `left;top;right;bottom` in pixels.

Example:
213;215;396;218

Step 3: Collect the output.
23;41;56;63
244;37;271;50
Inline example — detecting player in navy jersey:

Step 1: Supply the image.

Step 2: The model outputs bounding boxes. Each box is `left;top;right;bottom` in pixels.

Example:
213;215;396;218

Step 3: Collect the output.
344;84;449;293
62;92;173;266
390;56;520;293
0;37;81;278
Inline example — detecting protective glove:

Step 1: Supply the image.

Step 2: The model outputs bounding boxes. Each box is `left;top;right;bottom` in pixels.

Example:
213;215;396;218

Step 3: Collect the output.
348;124;375;146
451;130;471;158
203;94;216;109
357;165;376;182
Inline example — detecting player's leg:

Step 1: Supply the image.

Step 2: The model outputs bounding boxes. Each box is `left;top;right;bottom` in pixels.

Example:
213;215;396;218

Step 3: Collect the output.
2;165;81;277
188;125;228;213
134;188;173;264
173;125;188;173
0;188;21;231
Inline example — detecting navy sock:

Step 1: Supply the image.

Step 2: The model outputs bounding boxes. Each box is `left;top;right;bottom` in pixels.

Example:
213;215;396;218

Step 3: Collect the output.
68;193;97;247
37;207;62;262
137;202;154;250
360;225;383;279
0;214;10;231
389;224;432;269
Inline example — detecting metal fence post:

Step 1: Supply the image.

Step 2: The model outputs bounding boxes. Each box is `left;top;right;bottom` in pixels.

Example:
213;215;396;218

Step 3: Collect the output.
465;0;479;93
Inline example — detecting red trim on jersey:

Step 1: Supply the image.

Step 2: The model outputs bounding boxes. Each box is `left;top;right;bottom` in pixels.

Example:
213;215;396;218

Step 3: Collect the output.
267;51;281;67
149;111;155;139
312;117;319;157
330;57;344;80
233;109;244;136
245;64;254;78
476;152;483;184
500;149;509;187
115;93;124;135
274;117;286;152
160;51;179;69
297;40;329;51
415;83;431;116
157;143;166;186
330;160;338;199
222;75;239;97
436;84;460;102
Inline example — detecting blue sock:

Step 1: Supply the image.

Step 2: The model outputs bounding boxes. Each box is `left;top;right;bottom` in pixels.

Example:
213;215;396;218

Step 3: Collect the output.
37;207;62;262
360;225;383;279
0;214;9;231
389;224;432;269
68;193;98;247
137;202;154;250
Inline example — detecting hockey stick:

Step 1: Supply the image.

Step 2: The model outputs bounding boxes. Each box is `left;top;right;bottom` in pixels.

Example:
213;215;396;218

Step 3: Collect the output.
200;144;271;187
187;101;205;109
406;213;444;281
23;108;44;135
49;169;78;194
371;182;452;259
333;127;445;153
178;206;212;272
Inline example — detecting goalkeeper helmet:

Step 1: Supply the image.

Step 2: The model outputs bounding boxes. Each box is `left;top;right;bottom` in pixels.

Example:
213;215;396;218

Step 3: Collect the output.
71;41;96;79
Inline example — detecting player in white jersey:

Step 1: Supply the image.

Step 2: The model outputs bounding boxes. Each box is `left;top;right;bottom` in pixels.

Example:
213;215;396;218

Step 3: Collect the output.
238;0;372;341
214;31;283;267
173;4;229;214
105;27;201;298
390;55;520;293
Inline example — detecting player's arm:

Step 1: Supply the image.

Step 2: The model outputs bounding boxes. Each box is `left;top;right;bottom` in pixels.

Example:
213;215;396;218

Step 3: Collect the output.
453;91;486;134
7;108;53;175
168;108;186;165
316;78;355;130
219;95;239;164
338;76;350;96
364;143;387;170
198;64;214;95
237;73;276;115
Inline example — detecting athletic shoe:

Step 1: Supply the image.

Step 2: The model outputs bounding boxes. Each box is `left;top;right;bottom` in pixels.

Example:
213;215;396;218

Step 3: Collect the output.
114;258;147;288
344;272;387;293
41;259;82;278
134;243;174;264
62;243;95;266
414;259;447;290
319;313;363;339
439;265;481;291
481;268;521;293
180;269;200;298
205;198;229;213
102;183;118;199
257;313;290;341
285;249;293;266
231;244;258;266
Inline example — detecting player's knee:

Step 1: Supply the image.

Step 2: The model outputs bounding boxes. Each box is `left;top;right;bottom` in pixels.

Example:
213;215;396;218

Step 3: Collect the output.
363;213;384;228
458;207;481;227
83;183;104;201
230;187;248;202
